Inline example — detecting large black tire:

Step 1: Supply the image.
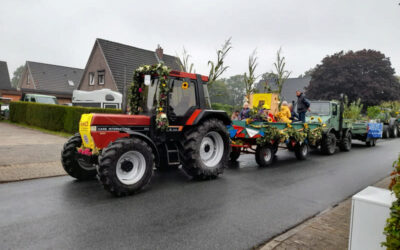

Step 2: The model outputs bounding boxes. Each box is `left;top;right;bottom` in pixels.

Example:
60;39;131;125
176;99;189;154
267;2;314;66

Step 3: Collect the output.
390;123;398;138
383;125;390;139
229;147;241;162
255;144;274;167
61;133;97;180
180;119;230;179
339;132;352;152
294;143;309;160
321;132;337;155
98;137;154;196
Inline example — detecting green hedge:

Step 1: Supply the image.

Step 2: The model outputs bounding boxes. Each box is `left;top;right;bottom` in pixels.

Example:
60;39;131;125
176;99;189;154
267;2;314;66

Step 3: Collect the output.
211;103;236;116
10;102;122;133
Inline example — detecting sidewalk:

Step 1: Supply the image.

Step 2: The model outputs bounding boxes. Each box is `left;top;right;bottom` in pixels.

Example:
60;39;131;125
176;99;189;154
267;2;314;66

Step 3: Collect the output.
260;176;391;250
0;122;67;182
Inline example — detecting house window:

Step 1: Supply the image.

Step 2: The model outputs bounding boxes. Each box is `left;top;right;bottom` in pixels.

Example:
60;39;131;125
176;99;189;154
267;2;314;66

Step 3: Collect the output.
98;70;105;85
89;72;95;85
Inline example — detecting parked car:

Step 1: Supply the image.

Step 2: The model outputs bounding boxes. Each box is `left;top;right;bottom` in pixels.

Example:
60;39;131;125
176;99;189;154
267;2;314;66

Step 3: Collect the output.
21;93;58;104
0;97;11;119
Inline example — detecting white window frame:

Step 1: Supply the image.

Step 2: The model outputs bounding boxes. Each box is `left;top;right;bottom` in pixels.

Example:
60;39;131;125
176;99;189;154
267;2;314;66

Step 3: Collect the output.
98;70;105;85
89;72;95;86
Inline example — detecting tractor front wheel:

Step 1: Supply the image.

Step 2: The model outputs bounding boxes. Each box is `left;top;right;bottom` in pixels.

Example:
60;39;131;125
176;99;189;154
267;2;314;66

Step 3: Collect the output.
180;119;230;179
61;133;97;180
321;132;337;155
98;138;154;196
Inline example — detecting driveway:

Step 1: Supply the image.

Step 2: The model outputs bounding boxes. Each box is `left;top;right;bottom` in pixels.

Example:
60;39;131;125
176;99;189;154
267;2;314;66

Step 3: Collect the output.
0;122;67;182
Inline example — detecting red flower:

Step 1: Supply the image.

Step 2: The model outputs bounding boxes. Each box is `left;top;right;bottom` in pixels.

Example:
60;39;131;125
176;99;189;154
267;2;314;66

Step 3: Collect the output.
139;88;142;93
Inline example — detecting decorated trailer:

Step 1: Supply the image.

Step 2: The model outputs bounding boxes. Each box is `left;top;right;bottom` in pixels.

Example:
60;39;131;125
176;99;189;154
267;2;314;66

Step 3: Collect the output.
228;121;323;166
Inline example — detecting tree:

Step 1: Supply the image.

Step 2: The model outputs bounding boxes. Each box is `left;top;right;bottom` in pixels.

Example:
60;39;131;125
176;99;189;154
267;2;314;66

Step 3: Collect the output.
225;74;246;107
176;47;195;73
208;80;231;104
298;67;315;78
306;49;400;107
243;49;259;101
208;38;232;87
11;65;24;88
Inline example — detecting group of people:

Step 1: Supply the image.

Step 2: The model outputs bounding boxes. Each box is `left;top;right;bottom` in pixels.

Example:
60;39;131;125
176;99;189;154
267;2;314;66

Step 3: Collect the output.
230;90;310;123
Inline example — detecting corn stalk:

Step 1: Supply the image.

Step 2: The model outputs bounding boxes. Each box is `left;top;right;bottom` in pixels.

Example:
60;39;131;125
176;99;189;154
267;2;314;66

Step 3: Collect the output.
208;38;232;87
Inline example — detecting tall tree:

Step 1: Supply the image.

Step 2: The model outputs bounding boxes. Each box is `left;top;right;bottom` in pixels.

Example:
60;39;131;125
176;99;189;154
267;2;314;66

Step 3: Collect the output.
11;65;24;88
243;49;259;101
208;38;232;87
176;47;195;73
306;49;400;106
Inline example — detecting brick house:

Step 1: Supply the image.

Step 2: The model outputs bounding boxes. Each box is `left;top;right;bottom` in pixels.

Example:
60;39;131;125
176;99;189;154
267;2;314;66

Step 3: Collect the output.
78;38;181;93
0;61;21;101
18;61;84;104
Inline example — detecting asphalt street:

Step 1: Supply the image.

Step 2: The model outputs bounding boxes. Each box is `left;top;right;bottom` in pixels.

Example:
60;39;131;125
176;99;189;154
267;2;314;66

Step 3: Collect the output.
1;138;399;250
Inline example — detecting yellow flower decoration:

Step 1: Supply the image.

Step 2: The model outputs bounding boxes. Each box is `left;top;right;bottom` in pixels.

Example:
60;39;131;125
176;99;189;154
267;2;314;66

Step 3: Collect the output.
287;123;292;128
162;83;166;87
182;81;189;90
318;117;323;123
267;117;273;123
158;107;163;112
310;116;315;120
246;118;253;125
304;123;309;129
323;123;327;127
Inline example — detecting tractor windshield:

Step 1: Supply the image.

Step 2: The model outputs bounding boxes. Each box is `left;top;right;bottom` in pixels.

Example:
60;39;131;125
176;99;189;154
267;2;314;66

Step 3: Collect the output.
142;78;159;114
307;102;330;116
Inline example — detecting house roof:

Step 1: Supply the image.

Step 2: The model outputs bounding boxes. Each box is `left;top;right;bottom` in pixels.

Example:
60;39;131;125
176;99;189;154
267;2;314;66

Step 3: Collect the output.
256;76;311;103
0;61;12;90
26;61;83;94
96;38;181;92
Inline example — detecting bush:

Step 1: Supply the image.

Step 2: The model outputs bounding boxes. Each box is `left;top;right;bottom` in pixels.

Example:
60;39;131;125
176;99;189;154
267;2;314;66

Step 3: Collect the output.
10;102;121;133
367;106;381;119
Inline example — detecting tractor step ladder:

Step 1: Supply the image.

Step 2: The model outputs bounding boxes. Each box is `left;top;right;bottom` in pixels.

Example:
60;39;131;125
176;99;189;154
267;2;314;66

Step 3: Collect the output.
165;143;181;165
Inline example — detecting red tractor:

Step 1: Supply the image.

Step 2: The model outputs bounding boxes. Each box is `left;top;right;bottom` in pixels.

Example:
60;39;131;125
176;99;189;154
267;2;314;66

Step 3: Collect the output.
61;70;231;196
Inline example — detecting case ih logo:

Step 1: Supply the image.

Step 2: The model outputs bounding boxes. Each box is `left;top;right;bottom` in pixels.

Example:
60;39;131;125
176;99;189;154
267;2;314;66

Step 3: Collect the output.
80;121;89;127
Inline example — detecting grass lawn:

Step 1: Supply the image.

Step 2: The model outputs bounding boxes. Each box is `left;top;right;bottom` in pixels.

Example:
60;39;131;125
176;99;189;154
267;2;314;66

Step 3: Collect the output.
0;119;73;138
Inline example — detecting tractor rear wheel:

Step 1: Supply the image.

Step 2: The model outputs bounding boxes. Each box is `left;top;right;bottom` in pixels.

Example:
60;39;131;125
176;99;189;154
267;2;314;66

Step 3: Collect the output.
383;125;390;139
98;137;154;196
61;133;97;180
229;147;241;162
294;143;309;160
255;144;274;167
180;119;230;179
339;132;352;152
321;132;337;155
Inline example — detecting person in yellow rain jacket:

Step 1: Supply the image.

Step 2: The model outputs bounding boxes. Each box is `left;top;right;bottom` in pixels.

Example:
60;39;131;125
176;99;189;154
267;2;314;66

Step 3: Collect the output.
276;101;292;123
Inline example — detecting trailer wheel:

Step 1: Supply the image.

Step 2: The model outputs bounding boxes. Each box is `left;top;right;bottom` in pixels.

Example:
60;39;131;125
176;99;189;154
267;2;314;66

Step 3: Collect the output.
180;119;230;179
61;133;97;180
390;123;398;138
383;125;390;138
339;132;352;152
255;144;274;167
98;137;154;196
321;132;336;155
229;147;241;162
294;143;309;160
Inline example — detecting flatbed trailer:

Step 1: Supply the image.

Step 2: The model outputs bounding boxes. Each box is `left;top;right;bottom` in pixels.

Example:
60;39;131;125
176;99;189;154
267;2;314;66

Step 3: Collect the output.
351;121;383;146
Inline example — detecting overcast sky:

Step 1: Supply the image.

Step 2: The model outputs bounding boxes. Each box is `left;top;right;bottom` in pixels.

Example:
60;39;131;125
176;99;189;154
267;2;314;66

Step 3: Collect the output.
1;0;399;79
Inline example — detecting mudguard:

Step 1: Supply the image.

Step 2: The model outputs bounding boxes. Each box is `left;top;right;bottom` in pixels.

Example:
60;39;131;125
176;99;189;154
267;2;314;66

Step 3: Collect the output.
120;130;160;166
191;109;231;126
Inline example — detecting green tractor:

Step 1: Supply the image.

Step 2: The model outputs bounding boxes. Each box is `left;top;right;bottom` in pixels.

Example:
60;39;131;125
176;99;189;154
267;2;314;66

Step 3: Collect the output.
378;108;399;138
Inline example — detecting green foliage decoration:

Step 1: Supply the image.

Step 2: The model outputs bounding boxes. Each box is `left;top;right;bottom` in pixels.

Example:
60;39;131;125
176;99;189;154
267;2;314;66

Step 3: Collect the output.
129;63;171;131
343;96;363;120
382;154;400;250
367;106;382;119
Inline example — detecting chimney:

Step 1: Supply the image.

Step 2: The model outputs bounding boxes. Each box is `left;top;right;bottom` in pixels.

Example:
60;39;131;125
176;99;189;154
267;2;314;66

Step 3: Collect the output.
155;44;163;61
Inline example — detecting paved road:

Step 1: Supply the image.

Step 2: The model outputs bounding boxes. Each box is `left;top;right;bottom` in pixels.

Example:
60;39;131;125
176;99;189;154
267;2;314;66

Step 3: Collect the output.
1;139;399;250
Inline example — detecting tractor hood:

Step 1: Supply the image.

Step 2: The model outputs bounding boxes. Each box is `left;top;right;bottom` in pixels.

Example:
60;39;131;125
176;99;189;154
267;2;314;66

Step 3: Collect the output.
79;113;151;150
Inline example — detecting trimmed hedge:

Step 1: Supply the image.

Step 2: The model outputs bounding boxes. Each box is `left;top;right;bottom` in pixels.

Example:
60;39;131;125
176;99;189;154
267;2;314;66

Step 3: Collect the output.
10;102;122;133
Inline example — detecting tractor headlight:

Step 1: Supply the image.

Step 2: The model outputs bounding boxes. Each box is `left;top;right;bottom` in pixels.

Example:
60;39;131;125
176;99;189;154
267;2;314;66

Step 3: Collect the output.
90;126;97;131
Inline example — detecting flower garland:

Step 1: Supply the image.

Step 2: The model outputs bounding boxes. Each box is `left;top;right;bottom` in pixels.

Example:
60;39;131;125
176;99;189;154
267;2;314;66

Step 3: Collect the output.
129;63;171;131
